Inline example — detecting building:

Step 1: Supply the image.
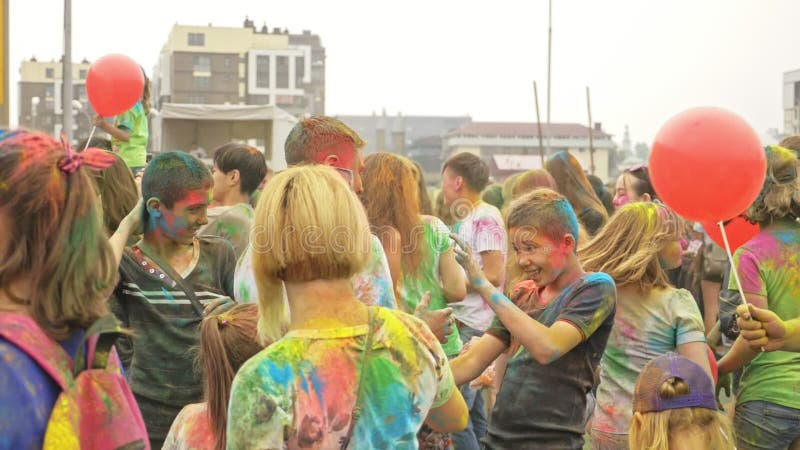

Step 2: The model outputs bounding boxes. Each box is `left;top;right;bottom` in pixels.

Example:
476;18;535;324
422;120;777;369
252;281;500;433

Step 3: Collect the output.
784;69;800;136
335;111;472;184
444;121;616;181
18;58;95;140
154;18;325;118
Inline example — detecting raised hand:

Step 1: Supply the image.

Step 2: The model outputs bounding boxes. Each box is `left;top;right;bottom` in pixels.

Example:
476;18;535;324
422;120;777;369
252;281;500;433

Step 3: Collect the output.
449;233;486;289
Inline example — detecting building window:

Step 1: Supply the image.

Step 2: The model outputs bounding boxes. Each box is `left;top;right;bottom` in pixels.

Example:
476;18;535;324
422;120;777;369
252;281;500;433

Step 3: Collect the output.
795;81;800;107
193;55;211;72
193;76;210;88
45;68;55;78
295;56;305;85
276;56;289;89
76;85;86;101
79;69;87;80
224;56;232;68
188;33;205;46
45;85;55;98
188;95;206;104
256;55;270;88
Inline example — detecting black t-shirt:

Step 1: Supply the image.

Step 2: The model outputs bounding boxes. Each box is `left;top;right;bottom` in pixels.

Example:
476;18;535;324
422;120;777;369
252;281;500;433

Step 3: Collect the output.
109;236;236;440
483;272;617;450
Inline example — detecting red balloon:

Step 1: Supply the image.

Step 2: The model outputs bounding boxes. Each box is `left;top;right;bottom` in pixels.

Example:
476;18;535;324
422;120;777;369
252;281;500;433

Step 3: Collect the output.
649;107;766;222
702;216;760;253
86;54;144;117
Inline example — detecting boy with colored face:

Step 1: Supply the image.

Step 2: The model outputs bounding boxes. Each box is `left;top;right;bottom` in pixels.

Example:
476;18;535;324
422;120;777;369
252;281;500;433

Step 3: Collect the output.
110;152;237;449
450;189;616;449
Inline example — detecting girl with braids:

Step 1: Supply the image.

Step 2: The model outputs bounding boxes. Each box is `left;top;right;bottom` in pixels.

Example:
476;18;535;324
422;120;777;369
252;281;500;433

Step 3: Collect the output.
94;68;151;175
164;304;264;450
718;145;800;450
546;151;608;236
581;202;710;449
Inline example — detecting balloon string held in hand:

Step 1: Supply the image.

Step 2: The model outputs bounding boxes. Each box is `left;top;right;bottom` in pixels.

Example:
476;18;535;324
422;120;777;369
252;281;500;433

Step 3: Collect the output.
719;221;765;353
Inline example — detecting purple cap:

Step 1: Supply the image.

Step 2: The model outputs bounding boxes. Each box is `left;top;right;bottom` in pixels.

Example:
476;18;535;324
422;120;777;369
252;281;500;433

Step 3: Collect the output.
633;352;717;413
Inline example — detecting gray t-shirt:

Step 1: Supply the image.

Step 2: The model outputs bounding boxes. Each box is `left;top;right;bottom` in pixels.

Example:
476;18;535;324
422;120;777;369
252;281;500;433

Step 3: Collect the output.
484;273;616;450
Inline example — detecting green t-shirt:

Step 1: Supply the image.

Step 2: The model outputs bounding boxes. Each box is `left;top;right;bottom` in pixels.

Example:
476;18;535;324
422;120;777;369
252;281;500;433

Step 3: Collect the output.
729;220;800;409
399;215;463;356
113;102;148;168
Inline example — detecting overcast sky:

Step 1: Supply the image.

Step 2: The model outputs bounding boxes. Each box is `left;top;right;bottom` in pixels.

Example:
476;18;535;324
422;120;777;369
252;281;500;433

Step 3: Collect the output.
10;0;800;144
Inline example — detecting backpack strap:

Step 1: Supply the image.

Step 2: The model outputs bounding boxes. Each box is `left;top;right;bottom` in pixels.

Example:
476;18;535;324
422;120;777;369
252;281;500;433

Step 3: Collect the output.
72;314;125;376
0;313;73;390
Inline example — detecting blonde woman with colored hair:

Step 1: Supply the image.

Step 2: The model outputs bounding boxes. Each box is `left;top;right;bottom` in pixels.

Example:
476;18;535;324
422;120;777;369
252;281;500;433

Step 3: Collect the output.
629;353;734;450
227;165;467;450
581;202;711;449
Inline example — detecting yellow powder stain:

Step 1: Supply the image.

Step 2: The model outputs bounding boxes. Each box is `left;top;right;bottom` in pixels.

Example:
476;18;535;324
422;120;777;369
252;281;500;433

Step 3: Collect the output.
43;396;80;449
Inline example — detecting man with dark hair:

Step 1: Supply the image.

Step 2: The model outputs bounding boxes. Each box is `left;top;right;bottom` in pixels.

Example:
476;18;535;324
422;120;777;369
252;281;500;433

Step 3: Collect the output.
200;143;267;259
441;152;506;449
110;151;236;449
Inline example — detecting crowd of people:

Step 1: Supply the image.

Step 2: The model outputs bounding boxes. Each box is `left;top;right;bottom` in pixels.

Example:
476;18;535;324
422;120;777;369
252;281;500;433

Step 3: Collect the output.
0;113;799;450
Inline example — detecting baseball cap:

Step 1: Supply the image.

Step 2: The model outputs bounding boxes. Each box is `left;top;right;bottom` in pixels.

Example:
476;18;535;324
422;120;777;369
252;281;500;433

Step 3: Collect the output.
633;352;717;413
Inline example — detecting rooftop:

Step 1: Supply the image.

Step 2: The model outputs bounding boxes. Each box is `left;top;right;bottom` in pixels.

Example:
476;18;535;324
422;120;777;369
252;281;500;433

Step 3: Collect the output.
448;122;611;139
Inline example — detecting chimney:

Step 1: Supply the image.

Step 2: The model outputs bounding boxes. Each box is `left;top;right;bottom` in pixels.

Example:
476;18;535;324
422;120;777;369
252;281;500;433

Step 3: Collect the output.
594;122;602;132
272;27;281;34
243;16;254;29
261;23;268;34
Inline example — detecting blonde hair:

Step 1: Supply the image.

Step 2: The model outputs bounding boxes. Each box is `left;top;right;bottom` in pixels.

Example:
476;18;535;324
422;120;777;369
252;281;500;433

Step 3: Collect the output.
630;378;735;450
746;145;800;225
251;165;372;343
580;202;682;293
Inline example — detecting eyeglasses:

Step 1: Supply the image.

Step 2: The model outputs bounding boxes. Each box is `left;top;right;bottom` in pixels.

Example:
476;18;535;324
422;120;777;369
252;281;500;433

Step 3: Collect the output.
333;166;354;188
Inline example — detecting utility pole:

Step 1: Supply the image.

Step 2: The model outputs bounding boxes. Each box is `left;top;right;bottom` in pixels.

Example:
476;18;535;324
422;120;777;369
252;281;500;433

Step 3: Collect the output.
546;0;552;126
62;0;73;142
534;81;546;167
586;86;595;175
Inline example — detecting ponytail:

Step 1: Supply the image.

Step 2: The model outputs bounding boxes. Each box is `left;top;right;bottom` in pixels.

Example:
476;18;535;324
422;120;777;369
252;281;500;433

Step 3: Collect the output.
199;304;263;450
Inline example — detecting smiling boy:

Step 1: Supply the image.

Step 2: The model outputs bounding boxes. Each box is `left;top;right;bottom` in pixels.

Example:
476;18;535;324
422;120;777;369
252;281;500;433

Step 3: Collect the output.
450;189;616;449
109;152;237;448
